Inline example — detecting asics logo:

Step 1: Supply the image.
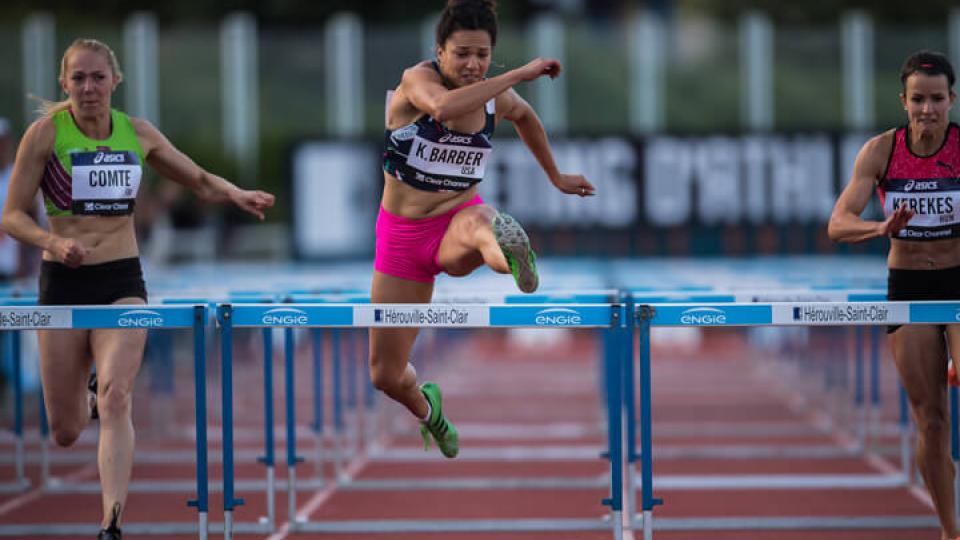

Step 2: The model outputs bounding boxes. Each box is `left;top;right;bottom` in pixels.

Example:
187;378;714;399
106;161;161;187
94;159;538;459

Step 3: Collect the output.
93;152;126;165
904;180;938;191
438;133;472;144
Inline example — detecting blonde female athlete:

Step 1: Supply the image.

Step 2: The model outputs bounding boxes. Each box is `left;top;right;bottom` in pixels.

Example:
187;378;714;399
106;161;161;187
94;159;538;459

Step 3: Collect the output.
1;38;274;539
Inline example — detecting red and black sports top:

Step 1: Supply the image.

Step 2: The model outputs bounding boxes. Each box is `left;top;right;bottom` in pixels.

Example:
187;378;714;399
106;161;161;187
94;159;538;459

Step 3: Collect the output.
878;122;960;240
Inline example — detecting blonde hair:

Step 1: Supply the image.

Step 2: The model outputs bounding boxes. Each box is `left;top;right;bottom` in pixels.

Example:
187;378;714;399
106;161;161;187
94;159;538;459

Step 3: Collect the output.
37;38;123;117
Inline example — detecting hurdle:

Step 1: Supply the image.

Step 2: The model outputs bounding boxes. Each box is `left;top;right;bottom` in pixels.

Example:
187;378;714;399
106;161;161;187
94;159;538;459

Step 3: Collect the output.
216;300;629;539
0;303;211;538
631;299;958;539
225;289;627;535
0;297;37;495
628;288;902;465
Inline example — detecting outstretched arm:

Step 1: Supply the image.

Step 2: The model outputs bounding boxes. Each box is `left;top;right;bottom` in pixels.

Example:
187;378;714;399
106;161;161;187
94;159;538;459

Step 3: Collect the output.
828;131;910;243
400;58;562;123
133;118;275;220
500;88;595;197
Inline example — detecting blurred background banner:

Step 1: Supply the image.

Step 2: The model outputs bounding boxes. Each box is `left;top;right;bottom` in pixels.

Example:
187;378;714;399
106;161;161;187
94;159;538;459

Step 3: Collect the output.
292;132;877;258
1;1;957;261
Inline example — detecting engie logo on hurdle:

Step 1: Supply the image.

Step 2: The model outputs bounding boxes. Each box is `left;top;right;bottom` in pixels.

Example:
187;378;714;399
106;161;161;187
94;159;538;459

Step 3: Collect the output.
117;309;165;327
534;308;583;326
261;308;310;326
679;307;727;325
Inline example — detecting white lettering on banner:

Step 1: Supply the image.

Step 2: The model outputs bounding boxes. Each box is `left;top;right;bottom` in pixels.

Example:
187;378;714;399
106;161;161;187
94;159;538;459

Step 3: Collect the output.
742;137;768;224
291;143;376;258
291;134;868;259
490;139;637;227
644;138;692;226
695;138;740;225
769;136;834;224
645;135;835;226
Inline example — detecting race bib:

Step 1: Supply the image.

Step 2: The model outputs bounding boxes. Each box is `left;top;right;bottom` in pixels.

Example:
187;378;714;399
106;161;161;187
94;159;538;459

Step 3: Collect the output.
884;178;960;239
70;150;142;215
405;135;491;180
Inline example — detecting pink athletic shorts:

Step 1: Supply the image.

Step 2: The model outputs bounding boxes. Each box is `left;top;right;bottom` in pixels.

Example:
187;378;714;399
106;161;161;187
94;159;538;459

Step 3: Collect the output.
374;195;484;283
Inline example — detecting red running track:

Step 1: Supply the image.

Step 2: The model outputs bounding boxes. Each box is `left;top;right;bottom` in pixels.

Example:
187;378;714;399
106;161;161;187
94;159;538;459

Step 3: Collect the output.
0;326;943;539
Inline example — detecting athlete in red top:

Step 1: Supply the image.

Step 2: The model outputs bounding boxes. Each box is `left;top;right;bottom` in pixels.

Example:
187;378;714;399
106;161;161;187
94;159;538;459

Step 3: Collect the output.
829;50;959;540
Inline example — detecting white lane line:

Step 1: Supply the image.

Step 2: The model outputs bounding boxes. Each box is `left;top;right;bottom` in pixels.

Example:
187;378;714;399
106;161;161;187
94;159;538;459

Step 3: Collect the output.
264;437;380;540
0;462;99;516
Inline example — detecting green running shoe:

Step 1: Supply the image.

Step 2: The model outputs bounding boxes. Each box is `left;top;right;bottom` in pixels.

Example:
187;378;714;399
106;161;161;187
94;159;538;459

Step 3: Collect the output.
419;382;459;458
493;212;538;293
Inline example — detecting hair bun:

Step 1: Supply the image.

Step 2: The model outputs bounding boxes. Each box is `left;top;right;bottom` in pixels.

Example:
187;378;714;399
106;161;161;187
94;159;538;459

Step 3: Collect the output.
447;0;497;11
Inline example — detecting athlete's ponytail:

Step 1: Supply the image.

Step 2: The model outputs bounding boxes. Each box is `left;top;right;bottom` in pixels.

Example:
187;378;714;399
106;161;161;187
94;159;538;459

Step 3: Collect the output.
436;0;499;47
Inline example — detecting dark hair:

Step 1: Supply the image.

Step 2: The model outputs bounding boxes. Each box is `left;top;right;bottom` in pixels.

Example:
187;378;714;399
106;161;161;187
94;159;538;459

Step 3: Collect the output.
900;50;955;90
435;0;498;47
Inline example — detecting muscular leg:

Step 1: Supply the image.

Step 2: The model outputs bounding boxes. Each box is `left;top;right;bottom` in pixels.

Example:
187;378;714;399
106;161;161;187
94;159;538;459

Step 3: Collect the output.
437;204;509;276
890;325;957;539
369;271;433;418
90;297;147;529
947;325;960;386
37;329;94;447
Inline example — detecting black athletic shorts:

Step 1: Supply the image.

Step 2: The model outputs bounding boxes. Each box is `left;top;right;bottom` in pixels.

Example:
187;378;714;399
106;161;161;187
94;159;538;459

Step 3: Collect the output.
886;265;960;334
39;257;148;306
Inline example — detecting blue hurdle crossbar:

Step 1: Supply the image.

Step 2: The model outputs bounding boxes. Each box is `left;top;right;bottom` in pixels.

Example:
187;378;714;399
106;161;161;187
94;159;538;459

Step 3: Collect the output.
215;302;626;540
633;299;960;539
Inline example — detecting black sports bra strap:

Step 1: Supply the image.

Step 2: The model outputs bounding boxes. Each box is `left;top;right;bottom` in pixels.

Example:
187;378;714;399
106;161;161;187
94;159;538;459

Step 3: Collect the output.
483;106;495;135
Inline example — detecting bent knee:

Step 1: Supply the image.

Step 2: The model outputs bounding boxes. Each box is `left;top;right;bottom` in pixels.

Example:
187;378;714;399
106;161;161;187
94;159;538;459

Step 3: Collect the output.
368;356;407;393
914;407;950;439
445;259;483;277
370;367;402;393
97;382;133;422
50;424;83;447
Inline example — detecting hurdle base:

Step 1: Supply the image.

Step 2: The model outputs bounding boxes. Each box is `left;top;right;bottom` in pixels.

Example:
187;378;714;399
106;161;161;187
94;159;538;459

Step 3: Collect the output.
631;515;939;531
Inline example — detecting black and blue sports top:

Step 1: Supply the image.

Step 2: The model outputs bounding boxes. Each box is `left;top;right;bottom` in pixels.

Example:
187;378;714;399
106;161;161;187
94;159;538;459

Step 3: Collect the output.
383;62;495;192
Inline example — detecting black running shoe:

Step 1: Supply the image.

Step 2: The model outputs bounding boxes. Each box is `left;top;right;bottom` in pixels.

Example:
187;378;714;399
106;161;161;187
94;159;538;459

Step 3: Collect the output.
98;502;122;539
97;525;121;539
88;372;98;420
